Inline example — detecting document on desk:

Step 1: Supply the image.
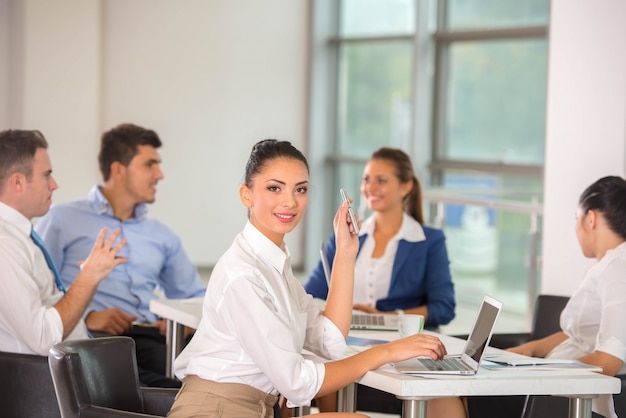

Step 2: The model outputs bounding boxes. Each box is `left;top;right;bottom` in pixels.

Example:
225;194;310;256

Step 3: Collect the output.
345;336;389;354
180;297;204;304
484;356;602;372
347;336;389;347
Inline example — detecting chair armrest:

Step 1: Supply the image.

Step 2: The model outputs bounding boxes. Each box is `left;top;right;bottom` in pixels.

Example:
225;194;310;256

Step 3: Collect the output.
140;387;178;416
80;405;163;417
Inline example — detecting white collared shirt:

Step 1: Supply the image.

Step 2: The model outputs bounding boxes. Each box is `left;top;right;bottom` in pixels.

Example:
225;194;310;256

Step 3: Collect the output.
174;221;346;407
0;202;88;355
354;212;426;304
548;241;626;418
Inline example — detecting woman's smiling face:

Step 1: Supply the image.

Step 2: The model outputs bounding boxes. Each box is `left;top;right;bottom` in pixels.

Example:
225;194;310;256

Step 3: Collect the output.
361;158;411;214
240;157;310;246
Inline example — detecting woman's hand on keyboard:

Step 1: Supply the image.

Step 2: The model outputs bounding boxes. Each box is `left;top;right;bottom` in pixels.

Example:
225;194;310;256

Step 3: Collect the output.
385;333;447;363
353;303;380;314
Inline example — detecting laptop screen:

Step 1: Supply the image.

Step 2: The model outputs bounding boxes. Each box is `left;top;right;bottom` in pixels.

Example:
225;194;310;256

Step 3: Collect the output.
462;295;502;367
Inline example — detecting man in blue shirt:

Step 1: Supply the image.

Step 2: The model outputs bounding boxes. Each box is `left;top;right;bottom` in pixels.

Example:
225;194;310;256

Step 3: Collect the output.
35;123;205;387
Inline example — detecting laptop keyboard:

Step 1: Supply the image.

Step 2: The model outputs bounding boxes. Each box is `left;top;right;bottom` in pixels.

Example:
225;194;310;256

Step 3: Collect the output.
418;357;473;371
352;314;387;326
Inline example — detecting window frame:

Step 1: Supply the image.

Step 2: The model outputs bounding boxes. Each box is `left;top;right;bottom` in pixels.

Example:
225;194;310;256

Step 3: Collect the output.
430;1;548;181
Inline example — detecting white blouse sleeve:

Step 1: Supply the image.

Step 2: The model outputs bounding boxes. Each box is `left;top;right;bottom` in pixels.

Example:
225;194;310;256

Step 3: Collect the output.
596;258;626;362
297;286;347;360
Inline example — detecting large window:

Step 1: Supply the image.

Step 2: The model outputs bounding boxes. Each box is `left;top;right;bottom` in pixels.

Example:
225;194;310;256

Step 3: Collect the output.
336;0;417;156
308;0;549;333
440;39;547;165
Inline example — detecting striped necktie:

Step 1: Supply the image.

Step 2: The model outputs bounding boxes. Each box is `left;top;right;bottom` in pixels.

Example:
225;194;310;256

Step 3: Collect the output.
30;229;67;293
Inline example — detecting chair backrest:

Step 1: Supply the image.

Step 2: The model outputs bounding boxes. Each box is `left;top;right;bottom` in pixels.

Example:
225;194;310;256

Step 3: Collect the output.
48;336;145;417
529;294;570;341
0;350;61;418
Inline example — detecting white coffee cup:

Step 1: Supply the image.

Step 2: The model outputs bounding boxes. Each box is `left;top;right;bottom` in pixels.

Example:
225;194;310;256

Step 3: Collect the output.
397;314;424;337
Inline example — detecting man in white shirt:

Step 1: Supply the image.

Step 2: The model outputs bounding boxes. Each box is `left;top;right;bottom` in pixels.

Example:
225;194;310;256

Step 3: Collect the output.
0;129;127;355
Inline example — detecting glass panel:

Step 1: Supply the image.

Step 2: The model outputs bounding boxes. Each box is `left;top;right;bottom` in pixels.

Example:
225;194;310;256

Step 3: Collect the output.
333;164;544;335
337;40;413;157
433;172;543;334
443;39;548;165
341;0;415;37
447;0;550;30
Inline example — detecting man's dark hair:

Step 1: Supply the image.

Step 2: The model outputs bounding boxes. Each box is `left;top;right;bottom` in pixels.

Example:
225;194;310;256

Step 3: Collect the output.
98;123;162;181
0;129;48;191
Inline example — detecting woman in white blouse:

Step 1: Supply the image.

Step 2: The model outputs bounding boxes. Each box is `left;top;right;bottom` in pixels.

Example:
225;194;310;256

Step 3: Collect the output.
507;175;626;418
167;139;452;418
462;175;626;418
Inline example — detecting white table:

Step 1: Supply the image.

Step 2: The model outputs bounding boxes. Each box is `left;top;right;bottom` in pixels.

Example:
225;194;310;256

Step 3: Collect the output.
149;299;621;418
350;330;620;418
149;297;203;378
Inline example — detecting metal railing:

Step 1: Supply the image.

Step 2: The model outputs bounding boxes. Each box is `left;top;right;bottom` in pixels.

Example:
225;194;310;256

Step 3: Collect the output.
422;188;543;324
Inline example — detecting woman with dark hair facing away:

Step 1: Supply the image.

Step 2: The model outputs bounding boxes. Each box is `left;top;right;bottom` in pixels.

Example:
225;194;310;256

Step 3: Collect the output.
167;140;451;418
305;147;455;328
451;175;626;418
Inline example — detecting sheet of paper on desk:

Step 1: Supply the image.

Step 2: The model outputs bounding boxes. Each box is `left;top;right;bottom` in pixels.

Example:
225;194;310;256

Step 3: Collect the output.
180;297;204;304
483;357;602;372
346;336;389;347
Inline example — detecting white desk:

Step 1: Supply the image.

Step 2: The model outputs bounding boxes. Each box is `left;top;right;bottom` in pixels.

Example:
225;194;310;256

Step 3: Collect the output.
149;297;203;378
150;299;621;418
351;330;621;418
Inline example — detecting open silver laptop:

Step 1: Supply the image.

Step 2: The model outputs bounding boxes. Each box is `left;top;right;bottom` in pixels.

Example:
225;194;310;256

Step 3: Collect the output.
320;242;398;331
394;295;502;375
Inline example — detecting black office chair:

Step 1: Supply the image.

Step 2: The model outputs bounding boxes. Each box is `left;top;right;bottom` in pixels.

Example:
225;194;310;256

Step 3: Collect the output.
0;350;61;418
48;336;178;417
488;294;570;350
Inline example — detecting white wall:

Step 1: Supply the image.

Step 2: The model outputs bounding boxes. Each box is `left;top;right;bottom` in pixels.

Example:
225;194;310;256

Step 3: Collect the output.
0;0;9;129
0;0;101;203
541;0;626;295
2;0;309;267
19;0;102;204
100;0;309;266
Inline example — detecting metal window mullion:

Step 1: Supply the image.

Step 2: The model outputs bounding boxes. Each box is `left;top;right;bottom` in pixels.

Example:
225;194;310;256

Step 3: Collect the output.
421;192;543;216
429;0;450;188
329;34;415;44
325;154;369;166
412;0;433;182
434;25;548;43
429;160;543;177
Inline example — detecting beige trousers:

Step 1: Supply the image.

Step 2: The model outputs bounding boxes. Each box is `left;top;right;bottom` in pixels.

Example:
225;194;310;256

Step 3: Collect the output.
167;375;279;418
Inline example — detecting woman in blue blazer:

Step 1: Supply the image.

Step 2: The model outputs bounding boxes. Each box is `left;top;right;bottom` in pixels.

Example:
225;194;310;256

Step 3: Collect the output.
300;148;457;416
304;147;456;329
